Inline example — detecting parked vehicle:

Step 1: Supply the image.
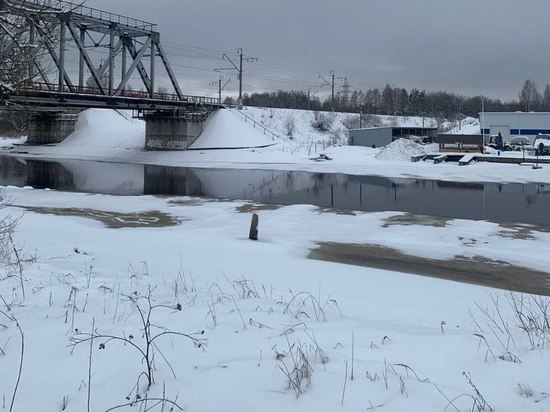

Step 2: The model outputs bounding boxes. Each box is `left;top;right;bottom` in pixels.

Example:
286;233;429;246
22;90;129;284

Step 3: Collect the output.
533;134;550;156
487;134;516;151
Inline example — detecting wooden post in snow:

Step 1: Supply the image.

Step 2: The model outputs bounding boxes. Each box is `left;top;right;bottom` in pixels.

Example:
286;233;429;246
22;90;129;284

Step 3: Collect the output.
249;213;259;240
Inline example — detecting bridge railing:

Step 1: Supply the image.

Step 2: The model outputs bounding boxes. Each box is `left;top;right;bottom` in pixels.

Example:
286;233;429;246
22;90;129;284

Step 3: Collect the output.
226;106;279;141
19;82;222;106
12;0;156;30
64;2;157;30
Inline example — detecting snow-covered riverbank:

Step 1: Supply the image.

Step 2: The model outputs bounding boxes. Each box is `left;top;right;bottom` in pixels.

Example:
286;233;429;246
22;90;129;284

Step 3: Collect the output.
1;186;549;411
3;107;550;184
1;107;549;411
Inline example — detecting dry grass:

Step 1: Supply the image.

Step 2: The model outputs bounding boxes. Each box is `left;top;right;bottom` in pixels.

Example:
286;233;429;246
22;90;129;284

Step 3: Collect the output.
497;223;550;240
236;203;281;213
382;213;449;228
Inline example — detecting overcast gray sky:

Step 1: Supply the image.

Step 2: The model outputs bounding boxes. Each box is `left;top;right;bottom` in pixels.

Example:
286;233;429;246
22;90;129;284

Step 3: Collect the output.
85;0;550;101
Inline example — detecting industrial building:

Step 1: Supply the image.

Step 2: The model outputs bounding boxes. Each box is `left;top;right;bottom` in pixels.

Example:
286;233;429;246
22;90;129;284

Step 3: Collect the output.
348;126;438;148
480;112;550;143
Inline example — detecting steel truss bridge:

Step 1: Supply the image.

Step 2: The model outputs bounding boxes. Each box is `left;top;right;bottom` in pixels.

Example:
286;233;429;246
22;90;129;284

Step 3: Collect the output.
1;0;222;112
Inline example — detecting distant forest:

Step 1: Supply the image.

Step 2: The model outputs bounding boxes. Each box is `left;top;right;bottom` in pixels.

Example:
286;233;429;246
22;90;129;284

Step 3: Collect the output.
224;79;550;120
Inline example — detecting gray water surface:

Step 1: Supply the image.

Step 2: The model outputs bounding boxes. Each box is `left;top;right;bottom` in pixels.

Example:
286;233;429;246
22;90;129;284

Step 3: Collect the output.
1;156;549;224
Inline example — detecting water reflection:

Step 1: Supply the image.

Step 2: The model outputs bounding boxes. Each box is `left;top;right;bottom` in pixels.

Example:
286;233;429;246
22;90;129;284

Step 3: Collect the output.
0;156;549;224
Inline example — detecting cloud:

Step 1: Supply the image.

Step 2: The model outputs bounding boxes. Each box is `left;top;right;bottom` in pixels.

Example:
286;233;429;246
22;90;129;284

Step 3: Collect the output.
84;0;550;100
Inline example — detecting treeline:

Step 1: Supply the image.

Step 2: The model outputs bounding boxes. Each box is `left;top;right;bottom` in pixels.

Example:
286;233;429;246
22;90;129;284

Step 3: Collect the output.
224;80;550;120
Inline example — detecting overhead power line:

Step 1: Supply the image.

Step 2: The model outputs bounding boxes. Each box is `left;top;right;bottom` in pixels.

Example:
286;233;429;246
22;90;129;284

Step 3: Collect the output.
216;48;257;103
246;74;319;87
209;75;231;103
162;41;237;56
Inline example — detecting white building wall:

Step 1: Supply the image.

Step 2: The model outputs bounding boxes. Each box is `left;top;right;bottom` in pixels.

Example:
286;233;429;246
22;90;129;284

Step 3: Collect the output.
480;112;550;143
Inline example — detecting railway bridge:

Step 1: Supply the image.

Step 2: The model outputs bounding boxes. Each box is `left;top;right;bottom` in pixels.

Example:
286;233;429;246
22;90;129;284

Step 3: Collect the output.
1;0;224;149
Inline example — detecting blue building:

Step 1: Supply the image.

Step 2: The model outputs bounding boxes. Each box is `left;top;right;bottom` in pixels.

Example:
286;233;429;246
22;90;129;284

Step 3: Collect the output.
480;112;550;143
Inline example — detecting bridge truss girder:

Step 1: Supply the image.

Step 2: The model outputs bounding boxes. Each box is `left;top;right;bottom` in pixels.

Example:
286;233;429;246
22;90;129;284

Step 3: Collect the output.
1;0;184;100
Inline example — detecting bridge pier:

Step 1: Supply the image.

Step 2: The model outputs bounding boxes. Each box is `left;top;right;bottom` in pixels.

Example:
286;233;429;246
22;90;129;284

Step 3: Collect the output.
27;112;79;144
142;110;210;150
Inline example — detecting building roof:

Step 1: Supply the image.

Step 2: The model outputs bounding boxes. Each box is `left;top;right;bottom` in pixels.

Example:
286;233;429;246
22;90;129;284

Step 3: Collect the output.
480;111;550;116
349;126;437;132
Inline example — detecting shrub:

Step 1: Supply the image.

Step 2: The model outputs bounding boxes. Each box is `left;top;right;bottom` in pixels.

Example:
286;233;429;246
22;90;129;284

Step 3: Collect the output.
311;112;334;132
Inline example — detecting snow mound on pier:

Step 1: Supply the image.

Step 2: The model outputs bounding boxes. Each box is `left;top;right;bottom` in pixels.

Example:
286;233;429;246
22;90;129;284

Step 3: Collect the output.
60;109;144;150
376;138;430;161
189;109;277;150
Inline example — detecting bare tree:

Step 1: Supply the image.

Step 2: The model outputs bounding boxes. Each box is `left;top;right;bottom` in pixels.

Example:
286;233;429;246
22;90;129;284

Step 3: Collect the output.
0;189;26;300
0;108;27;135
542;84;550;112
156;86;169;95
0;0;63;100
283;116;295;138
85;63;108;90
519;79;541;112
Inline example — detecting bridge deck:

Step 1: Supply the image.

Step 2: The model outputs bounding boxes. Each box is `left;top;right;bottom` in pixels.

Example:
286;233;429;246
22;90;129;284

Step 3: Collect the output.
8;84;223;112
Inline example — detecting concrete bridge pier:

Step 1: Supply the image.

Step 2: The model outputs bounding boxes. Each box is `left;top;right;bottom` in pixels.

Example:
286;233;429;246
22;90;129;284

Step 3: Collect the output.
143;110;211;150
27;111;79;144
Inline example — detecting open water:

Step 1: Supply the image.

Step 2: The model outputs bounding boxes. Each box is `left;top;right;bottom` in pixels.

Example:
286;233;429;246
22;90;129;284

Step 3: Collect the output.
0;156;549;224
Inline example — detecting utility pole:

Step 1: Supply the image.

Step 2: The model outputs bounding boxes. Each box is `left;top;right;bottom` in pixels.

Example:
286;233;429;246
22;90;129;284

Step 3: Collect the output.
217;48;257;107
307;87;319;111
319;70;335;111
331;70;335;111
238;50;243;99
481;96;485;148
209;75;231;104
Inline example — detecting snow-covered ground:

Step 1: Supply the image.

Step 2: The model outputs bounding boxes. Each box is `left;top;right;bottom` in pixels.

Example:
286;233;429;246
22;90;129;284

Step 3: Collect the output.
1;186;549;411
446;117;481;135
189;109;276;149
1;108;549;411
4;107;550;184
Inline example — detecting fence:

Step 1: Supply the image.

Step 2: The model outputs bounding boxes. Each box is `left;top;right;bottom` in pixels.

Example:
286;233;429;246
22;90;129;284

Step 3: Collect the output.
226;106;279;141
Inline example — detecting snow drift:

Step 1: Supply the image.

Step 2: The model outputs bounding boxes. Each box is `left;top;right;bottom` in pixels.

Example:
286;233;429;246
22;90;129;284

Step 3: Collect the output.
60;109;144;150
375;138;430;161
189;109;276;150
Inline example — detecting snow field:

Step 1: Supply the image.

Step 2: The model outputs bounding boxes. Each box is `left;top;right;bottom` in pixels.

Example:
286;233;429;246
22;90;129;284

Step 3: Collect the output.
1;186;549;411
